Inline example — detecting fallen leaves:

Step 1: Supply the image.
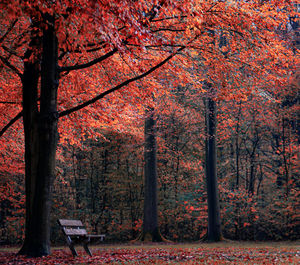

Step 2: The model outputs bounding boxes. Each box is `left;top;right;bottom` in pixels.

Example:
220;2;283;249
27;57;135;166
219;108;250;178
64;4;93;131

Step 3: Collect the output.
0;245;299;264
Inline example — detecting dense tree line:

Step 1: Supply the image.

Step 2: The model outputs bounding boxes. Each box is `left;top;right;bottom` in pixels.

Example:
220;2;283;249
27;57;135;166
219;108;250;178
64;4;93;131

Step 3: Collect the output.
1;80;298;244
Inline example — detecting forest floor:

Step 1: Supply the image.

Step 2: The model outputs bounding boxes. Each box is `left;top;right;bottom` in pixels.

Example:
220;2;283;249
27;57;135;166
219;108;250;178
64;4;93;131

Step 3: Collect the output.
0;241;299;264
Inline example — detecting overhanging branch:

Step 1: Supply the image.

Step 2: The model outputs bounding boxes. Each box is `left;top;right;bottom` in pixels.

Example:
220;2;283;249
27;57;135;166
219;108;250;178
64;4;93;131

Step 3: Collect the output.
59;1;167;73
0;111;23;137
0;19;18;44
0;54;22;78
59;46;185;118
59;48;118;72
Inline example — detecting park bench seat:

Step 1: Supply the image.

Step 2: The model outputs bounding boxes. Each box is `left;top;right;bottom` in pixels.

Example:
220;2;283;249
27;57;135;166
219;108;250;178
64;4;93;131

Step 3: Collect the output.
58;219;105;256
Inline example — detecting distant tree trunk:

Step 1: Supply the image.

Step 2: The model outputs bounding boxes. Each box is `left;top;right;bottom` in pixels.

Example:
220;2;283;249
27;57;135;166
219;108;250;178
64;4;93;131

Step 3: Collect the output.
246;125;259;196
19;16;59;257
235;102;242;189
234;102;242;238
204;84;222;242
248;154;256;195
281;117;291;196
139;108;164;241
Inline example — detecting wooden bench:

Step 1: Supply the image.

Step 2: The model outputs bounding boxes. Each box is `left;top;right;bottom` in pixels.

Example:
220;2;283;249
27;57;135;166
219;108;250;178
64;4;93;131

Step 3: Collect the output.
58;219;105;256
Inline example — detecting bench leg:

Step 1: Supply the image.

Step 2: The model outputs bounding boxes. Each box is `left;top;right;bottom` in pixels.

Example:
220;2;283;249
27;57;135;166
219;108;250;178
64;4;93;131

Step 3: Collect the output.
83;242;92;256
66;236;78;256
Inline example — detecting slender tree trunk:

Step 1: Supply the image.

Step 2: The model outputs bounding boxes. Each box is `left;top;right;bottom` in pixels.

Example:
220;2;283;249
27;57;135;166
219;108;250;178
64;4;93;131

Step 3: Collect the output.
19;16;59;257
204;86;222;242
247;131;259;196
235;102;242;189
234;103;241;238
139;108;164;241
281;118;291;196
248;155;256;195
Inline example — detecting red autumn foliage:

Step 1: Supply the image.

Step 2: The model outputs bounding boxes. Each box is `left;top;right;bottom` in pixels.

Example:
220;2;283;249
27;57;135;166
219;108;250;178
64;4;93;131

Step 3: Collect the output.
0;0;298;257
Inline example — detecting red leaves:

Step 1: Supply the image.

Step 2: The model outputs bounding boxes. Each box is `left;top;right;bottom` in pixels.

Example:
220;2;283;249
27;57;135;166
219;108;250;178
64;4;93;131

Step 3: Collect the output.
1;245;299;264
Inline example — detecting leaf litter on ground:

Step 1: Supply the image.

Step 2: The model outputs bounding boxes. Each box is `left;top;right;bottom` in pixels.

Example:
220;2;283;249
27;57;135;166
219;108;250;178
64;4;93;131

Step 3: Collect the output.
0;242;299;264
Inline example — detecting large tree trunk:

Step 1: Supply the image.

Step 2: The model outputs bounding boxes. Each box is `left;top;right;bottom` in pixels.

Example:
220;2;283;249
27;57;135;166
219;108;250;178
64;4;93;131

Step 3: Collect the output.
19;30;41;256
140;108;164;241
19;16;59;257
204;88;222;242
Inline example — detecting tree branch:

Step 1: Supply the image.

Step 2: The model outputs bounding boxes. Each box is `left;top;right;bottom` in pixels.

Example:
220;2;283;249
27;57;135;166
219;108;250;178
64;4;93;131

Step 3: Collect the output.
59;48;118;72
0;111;23;137
2;45;22;58
59;46;185;118
0;101;21;104
151;15;188;22
151;28;185;33
0;54;22;78
58;1;168;73
0;19;18;44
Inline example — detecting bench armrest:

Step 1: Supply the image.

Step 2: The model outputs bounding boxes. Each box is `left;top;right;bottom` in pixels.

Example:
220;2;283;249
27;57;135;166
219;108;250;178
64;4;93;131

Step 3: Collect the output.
86;234;105;241
88;234;105;237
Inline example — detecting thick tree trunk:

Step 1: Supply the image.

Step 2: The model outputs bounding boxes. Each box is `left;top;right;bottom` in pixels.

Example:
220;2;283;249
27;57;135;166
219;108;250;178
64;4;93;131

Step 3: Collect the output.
204;90;222;242
140;108;164;242
19;16;59;257
19;34;40;256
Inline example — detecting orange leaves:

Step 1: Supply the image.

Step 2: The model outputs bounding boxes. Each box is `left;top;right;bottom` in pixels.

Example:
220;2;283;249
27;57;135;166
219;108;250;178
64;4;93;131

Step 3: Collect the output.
243;222;250;227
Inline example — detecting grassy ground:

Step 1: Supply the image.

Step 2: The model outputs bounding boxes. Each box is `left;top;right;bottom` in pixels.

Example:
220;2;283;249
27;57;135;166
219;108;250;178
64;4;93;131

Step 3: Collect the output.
0;241;299;264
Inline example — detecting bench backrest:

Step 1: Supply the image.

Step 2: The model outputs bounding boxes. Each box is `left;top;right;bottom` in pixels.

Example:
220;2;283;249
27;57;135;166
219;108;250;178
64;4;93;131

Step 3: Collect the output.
58;219;87;236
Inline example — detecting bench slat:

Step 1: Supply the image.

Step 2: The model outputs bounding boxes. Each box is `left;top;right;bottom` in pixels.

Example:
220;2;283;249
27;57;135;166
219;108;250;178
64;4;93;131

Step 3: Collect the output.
63;228;87;236
58;219;84;227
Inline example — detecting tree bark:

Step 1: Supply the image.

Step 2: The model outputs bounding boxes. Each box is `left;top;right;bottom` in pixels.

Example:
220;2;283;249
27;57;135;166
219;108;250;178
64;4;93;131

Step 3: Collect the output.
140;108;164;241
204;86;222;242
19;30;40;256
19;16;59;257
